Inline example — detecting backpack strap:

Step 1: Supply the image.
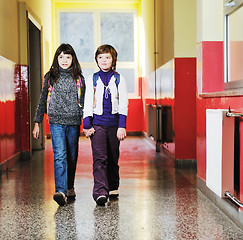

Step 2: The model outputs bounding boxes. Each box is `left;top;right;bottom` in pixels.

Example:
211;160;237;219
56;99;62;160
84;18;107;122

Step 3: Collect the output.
76;75;82;107
93;71;100;87
46;74;52;114
114;71;120;86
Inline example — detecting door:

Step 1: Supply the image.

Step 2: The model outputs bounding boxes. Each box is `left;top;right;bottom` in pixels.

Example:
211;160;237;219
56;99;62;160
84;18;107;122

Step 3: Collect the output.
28;19;43;150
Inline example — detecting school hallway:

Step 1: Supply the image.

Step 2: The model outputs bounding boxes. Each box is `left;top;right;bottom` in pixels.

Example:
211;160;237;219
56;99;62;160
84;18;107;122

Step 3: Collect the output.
0;136;242;240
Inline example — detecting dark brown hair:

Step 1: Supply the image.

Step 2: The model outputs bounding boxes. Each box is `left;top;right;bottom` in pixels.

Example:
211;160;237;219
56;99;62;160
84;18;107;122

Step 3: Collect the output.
46;43;84;84
95;44;118;70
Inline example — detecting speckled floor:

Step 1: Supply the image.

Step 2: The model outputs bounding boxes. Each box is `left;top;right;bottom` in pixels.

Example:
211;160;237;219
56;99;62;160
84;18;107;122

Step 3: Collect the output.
0;136;243;240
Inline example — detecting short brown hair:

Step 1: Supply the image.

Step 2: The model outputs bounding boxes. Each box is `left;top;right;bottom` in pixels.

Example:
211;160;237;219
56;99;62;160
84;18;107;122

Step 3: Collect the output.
95;44;118;70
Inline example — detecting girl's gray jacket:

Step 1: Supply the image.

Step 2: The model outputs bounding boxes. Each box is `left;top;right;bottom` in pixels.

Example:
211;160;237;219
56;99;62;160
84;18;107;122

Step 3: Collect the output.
34;67;85;126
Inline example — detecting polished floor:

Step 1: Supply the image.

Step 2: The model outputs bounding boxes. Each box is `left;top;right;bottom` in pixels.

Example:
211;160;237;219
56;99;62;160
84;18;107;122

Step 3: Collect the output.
0;136;243;240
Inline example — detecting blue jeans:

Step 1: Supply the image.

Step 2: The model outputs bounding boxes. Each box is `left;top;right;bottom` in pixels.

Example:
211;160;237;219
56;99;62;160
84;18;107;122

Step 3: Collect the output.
50;124;80;194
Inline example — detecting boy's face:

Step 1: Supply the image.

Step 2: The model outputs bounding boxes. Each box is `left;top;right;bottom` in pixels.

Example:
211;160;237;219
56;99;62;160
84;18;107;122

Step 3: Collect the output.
97;53;112;72
58;51;72;69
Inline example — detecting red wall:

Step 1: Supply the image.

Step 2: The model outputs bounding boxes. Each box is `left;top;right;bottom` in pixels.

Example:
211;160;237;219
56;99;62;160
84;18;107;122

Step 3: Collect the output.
201;42;224;92
0;63;29;166
0;101;16;164
126;99;144;132
174;58;196;159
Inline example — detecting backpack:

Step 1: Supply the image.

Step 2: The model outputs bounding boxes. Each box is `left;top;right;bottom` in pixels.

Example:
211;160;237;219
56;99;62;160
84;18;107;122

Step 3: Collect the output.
46;75;83;114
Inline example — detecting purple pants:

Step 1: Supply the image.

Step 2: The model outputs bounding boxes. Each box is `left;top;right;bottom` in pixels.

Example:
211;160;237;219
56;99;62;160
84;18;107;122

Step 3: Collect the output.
91;125;120;200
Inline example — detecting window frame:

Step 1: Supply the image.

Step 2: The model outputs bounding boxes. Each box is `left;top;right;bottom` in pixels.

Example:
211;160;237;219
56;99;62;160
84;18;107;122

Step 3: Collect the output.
56;8;139;98
224;0;243;90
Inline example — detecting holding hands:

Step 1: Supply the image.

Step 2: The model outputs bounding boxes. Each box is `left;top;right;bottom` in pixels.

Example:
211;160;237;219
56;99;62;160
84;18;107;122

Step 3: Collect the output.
83;127;126;141
83;127;95;138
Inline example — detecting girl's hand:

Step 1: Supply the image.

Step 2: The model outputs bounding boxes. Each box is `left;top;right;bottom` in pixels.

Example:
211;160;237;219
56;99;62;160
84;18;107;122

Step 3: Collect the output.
83;127;95;138
117;128;126;141
32;122;40;139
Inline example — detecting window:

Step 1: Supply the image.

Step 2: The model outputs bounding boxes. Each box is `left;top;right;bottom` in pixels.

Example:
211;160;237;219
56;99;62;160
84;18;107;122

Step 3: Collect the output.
224;0;243;89
60;12;94;62
59;10;138;97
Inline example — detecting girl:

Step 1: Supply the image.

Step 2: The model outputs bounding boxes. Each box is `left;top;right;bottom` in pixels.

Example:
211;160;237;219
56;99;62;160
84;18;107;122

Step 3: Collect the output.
33;43;85;206
83;44;128;206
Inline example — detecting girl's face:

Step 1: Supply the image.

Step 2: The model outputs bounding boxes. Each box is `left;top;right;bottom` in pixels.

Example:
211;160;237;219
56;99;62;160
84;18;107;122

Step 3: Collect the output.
58;51;73;69
97;53;112;72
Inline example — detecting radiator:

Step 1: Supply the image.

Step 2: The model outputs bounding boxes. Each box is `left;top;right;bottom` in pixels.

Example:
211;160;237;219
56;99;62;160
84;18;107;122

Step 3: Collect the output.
146;104;161;142
147;104;156;140
206;109;234;198
161;106;173;143
147;104;173;144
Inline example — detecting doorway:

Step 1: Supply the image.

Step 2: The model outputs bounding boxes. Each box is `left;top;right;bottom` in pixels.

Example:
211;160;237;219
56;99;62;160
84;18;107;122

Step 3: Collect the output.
28;19;43;150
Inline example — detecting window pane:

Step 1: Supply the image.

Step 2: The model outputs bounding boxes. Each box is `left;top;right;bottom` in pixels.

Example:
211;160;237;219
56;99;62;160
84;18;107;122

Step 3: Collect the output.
117;69;135;93
101;13;134;61
228;6;243;82
60;12;94;62
82;68;95;80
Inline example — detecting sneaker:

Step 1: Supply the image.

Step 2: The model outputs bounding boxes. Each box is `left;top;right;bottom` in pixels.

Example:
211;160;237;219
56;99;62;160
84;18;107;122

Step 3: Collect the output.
109;190;119;199
53;192;67;206
96;195;107;206
67;188;76;198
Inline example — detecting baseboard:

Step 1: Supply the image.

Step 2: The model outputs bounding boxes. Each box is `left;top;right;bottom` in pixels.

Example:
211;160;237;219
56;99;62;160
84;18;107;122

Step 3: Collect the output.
21;151;31;161
46;133;51;139
0;152;22;174
145;134;197;170
197;176;243;229
127;131;143;136
0;151;31;175
175;159;197;170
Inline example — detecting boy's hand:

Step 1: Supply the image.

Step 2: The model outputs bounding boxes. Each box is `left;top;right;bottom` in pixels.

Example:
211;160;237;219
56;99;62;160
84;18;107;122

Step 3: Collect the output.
83;127;95;138
117;128;126;141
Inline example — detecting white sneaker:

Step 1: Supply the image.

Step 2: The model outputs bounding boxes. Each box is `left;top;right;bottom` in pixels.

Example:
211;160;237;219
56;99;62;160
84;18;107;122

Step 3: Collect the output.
109;190;119;198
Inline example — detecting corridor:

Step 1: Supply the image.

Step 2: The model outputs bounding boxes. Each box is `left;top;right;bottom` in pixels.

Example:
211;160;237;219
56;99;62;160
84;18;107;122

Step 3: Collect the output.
0;136;243;239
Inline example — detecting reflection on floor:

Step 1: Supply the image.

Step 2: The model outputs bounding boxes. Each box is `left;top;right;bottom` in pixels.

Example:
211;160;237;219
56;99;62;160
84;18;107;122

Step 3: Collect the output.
0;136;243;239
